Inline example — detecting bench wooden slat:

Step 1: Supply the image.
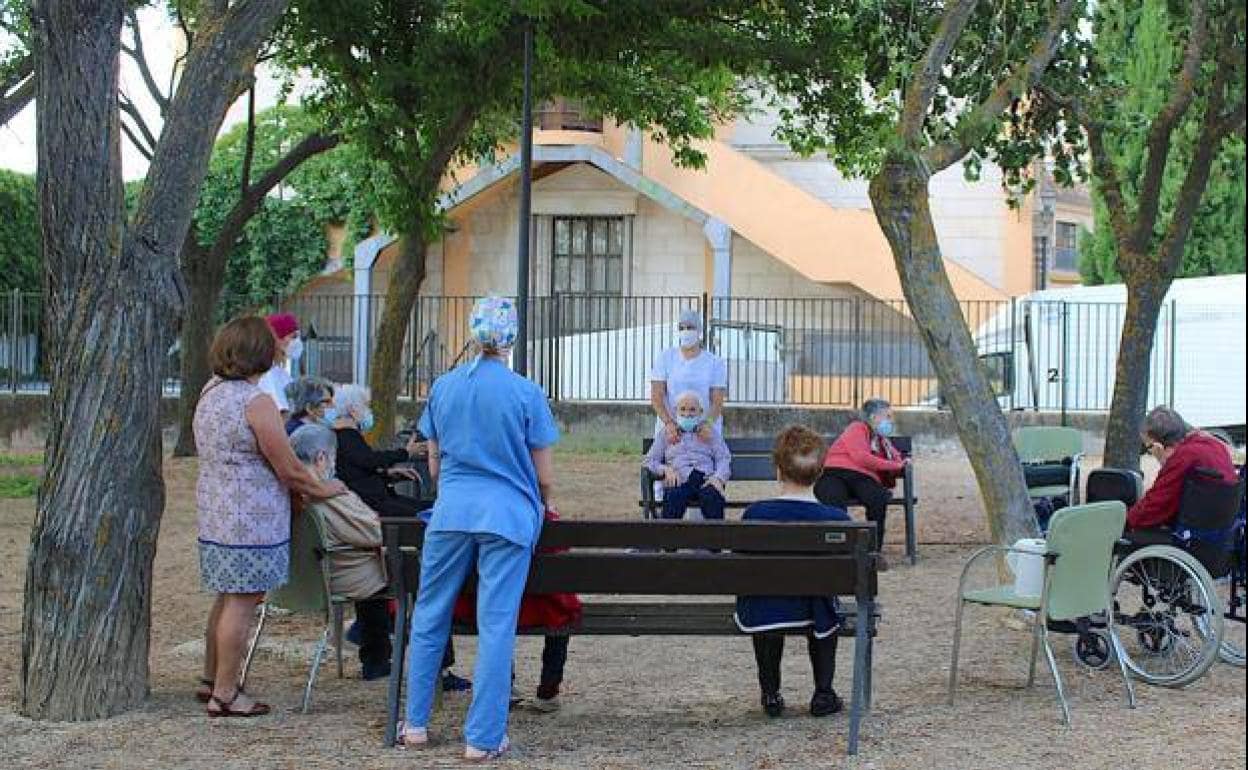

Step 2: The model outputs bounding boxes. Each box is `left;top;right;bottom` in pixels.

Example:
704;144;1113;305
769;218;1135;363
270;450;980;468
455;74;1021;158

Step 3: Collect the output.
383;518;876;553
452;600;879;637
642;434;912;456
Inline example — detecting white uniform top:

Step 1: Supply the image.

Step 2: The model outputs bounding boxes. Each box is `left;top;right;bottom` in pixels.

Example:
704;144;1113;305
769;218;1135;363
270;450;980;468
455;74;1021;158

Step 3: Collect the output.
649;346;728;434
257;364;292;413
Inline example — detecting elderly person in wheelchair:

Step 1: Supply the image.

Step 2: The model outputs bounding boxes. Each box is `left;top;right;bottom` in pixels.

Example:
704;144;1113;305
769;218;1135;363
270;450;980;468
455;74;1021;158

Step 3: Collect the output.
1085;406;1245;684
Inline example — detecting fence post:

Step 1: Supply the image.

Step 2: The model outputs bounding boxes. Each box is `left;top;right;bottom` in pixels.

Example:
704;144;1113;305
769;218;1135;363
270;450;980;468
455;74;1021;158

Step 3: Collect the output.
9;289;20;393
551;294;561;401
1008;297;1017;411
851;298;862;408
1059;300;1069;426
1167;298;1177;408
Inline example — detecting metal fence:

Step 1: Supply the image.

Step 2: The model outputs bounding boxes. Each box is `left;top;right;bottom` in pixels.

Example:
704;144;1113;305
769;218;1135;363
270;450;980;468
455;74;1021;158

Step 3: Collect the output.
4;288;1238;419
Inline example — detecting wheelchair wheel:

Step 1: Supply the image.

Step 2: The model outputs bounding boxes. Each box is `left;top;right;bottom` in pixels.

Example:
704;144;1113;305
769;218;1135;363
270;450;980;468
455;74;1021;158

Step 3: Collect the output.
1111;545;1223;687
1216;570;1246;667
1072;630;1113;670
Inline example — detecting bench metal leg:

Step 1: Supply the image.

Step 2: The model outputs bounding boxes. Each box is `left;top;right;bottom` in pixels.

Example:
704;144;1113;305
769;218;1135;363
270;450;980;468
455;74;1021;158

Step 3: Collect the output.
864;615;874;713
904;498;917;565
384;592;409;747
847;605;869;755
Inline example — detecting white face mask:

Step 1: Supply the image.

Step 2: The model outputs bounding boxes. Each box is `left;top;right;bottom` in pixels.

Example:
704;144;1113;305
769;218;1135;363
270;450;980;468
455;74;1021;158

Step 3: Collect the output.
677;329;700;349
286;337;304;361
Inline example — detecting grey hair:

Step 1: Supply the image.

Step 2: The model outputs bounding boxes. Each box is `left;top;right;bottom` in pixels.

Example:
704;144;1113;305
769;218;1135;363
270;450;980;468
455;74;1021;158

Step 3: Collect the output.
861;398;892;421
290;424;337;465
334;383;371;417
1143;406;1190;447
285;376;333;418
674;390;705;411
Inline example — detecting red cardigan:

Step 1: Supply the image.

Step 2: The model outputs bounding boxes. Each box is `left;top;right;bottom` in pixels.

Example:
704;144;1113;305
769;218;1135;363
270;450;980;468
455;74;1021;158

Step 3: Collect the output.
453;508;583;629
1127;432;1237;530
822;420;907;487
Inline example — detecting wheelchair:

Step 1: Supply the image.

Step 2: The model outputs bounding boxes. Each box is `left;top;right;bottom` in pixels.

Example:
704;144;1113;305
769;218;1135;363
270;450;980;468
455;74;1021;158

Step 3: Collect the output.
1075;466;1246;686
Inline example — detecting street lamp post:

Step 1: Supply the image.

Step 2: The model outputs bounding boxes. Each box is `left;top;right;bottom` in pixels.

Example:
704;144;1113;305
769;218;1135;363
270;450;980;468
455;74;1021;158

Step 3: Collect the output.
514;23;534;376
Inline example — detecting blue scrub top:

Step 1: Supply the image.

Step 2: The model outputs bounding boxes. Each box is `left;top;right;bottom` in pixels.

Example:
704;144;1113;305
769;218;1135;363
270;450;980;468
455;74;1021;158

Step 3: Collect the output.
418;357;560;548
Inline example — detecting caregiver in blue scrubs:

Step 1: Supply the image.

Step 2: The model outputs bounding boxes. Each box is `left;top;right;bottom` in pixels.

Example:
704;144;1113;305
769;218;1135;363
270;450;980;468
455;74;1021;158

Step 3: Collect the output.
400;296;559;761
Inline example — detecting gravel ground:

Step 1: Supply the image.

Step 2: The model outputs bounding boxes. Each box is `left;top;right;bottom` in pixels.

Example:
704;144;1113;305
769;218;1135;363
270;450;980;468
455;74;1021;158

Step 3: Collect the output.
1;447;1243;769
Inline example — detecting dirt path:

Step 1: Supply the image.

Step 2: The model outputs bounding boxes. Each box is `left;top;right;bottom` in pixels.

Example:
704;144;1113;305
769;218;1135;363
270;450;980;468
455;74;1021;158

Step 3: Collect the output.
1;450;1243;769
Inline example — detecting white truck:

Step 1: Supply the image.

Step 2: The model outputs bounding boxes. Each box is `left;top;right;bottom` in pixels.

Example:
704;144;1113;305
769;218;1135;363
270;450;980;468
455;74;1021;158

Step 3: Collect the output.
974;274;1246;432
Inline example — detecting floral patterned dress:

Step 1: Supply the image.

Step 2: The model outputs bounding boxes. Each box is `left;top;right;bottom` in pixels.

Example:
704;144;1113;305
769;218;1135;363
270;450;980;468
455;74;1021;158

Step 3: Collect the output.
194;377;291;593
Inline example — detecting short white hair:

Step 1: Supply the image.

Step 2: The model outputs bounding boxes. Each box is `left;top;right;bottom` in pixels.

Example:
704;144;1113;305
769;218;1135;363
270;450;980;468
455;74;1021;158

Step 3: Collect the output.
290;424;336;465
335;383;371;416
674;390;704;411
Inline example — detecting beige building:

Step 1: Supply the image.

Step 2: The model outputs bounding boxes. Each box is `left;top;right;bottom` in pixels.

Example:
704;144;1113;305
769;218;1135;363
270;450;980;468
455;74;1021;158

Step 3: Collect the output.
290;104;1092;403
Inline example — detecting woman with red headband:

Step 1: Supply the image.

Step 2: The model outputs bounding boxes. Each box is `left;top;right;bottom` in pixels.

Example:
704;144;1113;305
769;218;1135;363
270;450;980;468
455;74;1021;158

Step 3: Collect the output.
258;312;301;416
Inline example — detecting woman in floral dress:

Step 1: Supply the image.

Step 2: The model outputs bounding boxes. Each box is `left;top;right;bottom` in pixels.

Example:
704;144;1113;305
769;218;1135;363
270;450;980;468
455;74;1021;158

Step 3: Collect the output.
194;316;345;717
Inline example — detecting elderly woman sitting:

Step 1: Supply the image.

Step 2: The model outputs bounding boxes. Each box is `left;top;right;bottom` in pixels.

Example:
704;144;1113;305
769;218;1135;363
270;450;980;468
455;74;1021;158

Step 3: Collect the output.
290;424;393;680
643;390;731;520
331;383;428;518
284;376;335;436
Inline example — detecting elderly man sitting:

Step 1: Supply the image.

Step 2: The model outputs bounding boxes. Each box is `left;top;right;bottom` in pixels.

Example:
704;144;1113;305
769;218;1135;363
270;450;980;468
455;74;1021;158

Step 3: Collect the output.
643;390;732;520
290;424;393;680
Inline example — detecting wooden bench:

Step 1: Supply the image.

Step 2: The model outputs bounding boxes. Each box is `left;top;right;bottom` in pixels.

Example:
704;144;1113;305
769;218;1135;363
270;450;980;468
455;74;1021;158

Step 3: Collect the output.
641;435;919;564
382;518;881;756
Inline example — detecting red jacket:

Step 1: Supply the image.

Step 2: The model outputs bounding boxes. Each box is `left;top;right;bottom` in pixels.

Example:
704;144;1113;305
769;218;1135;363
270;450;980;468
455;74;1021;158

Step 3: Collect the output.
1127;432;1237;530
453;508;583;629
823;421;907;487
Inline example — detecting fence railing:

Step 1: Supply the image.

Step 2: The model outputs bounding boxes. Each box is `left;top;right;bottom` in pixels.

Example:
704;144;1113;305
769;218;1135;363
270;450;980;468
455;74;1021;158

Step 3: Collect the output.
4;289;1236;420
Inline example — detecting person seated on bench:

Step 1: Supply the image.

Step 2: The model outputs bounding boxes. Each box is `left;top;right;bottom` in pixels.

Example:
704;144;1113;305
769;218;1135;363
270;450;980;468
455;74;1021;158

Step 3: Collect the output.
1125;406;1237;546
815;397;908;568
290;424;393;680
331;383;429;518
642;390;731;520
283;376;335;435
735;425;850;719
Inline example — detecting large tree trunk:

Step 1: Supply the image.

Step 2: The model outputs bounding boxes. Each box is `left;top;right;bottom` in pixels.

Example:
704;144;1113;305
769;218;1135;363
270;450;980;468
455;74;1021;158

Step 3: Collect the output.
1103;273;1169;470
23;0;287;720
172;231;224;457
367;235;427;440
869;155;1037;546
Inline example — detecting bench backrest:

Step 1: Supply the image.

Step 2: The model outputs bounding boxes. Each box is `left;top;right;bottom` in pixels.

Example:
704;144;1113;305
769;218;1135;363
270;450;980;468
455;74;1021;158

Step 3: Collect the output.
641;434;912;482
383;518;879;599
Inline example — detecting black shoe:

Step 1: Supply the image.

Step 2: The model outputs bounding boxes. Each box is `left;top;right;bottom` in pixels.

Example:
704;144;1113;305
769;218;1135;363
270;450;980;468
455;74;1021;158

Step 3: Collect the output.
810;690;843;717
361;661;391;681
761;691;785;717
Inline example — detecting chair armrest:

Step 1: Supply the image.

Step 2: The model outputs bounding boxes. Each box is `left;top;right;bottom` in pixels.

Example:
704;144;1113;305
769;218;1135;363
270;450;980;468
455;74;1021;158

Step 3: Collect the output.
957;544;1055;598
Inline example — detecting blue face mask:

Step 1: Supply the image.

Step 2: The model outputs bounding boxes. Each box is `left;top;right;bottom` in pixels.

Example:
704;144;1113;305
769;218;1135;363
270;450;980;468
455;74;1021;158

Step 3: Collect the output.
676;415;702;433
320;407;338;427
875;418;895;437
358;410;376;433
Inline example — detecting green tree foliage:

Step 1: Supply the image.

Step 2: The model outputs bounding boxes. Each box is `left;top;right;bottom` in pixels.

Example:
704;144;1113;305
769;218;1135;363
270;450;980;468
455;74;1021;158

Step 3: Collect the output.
1079;0;1247;284
192;105;384;318
0;169;39;292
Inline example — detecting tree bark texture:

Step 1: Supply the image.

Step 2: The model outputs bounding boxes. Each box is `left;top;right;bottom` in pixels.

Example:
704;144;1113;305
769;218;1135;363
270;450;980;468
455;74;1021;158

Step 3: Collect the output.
869;155;1037;546
172;132;339;457
367;236;427;440
23;0;288;720
1102;274;1167;469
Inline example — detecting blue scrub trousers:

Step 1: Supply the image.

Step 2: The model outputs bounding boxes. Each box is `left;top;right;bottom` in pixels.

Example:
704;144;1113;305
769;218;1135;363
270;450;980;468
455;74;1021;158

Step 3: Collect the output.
404;531;531;751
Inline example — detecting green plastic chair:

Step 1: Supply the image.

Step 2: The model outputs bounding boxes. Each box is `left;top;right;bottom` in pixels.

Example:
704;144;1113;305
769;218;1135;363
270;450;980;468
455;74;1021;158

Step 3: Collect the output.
948;501;1135;725
1012;426;1085;505
245;508;352;713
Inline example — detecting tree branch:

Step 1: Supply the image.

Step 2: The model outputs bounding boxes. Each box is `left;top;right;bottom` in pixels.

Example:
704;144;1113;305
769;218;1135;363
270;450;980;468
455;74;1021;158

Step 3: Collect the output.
240;86;257;195
1;52;32;95
1130;0;1210;254
0;74;35;126
1156;21;1243;275
122;8;169;115
208;131;341;258
1083;119;1136;257
900;0;978;142
119;118;155;162
118;94;160;155
924;0;1080;172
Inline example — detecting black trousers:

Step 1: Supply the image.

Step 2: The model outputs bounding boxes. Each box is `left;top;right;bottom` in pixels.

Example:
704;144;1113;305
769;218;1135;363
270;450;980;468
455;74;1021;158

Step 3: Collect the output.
815;468;892;548
751;631;838;696
354;592;392;667
370;492;431;518
537;635;570;698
